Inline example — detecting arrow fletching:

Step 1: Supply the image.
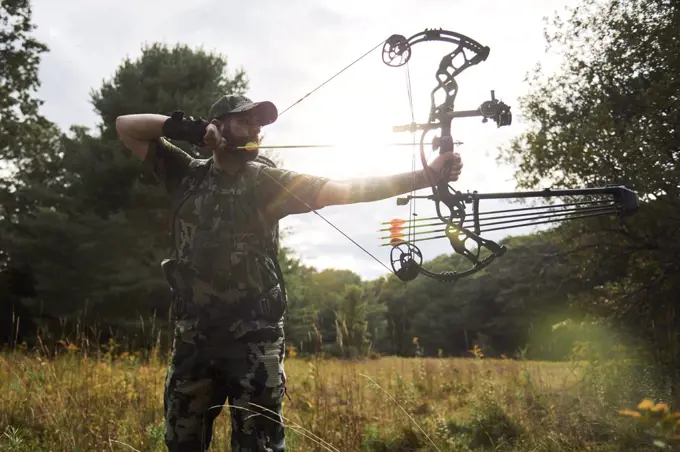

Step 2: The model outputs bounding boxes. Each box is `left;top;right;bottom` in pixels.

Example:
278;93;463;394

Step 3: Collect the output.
389;237;408;246
379;217;449;247
243;142;259;151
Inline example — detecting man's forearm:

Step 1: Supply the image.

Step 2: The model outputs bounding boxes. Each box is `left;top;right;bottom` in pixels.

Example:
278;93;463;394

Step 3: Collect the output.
318;170;431;206
116;114;169;141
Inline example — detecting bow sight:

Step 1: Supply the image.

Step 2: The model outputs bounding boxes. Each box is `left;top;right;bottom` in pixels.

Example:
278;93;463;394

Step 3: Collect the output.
392;89;512;135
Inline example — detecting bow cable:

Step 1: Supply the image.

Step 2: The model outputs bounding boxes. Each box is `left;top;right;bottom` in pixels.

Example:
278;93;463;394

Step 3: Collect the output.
403;62;419;254
258;37;401;277
260;170;396;276
259;38;425;279
277;39;387;118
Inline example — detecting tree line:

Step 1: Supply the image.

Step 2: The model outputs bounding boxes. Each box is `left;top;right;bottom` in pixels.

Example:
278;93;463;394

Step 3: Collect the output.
1;0;678;398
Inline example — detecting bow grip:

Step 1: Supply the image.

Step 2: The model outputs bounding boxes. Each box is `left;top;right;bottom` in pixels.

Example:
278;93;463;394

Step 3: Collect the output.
437;135;455;154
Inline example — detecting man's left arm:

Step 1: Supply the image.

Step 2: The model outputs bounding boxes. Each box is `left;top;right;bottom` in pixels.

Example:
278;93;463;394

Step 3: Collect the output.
317;151;463;206
316;170;430;207
258;167;427;220
259;152;461;217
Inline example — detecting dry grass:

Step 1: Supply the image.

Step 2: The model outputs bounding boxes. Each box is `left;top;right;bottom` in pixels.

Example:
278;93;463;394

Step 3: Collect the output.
0;339;676;451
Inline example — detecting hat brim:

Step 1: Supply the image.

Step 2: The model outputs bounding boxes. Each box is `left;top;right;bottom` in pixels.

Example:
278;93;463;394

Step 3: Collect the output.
229;101;278;125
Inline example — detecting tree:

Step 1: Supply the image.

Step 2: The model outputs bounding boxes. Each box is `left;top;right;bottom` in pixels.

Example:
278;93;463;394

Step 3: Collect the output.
91;43;247;148
279;246;321;353
334;284;369;357
0;0;51;165
0;0;65;344
1;43;252;346
501;0;678;196
499;0;679;399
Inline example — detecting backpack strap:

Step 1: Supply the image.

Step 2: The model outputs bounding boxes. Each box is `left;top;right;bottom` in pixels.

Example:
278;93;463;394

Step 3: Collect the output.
251;156;288;309
167;156;288;312
168;158;212;255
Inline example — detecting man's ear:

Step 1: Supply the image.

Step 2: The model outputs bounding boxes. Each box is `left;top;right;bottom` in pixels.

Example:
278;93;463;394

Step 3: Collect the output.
212;117;230;135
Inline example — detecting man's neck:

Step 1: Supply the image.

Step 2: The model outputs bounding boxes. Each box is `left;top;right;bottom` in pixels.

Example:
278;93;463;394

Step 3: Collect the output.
212;151;246;175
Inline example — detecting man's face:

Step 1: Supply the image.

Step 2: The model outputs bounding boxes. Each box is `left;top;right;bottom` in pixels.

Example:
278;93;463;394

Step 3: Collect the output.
224;112;262;143
213;111;263;162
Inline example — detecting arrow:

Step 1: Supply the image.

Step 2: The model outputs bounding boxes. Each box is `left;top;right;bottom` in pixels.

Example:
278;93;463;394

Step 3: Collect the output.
378;204;620;247
235;141;434;151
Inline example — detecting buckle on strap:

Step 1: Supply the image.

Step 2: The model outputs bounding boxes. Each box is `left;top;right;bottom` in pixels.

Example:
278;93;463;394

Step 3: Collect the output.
237;285;286;322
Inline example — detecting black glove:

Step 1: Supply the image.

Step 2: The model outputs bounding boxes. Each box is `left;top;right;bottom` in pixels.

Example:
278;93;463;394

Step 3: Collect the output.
162;111;209;145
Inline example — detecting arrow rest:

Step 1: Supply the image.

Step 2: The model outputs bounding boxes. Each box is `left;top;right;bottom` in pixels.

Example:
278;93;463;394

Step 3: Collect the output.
431;135;464;152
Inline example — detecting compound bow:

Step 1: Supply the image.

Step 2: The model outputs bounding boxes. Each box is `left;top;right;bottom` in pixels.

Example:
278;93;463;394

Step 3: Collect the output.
266;28;640;284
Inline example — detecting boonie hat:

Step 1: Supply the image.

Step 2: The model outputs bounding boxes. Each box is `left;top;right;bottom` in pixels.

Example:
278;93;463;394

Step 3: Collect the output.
208;94;278;125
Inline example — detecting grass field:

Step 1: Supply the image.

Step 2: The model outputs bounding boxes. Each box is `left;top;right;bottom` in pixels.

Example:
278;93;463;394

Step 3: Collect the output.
0;339;677;451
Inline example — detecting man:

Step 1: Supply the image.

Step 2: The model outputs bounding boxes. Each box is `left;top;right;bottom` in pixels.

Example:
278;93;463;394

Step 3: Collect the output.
115;93;463;451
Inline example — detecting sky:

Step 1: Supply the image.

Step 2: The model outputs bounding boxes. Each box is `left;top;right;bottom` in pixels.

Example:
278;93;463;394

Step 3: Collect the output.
29;0;579;280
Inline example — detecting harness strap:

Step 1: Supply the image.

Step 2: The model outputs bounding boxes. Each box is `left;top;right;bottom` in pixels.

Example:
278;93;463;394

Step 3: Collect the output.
164;156;288;316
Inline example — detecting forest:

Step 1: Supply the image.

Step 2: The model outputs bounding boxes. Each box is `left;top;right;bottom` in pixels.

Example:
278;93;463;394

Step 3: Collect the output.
0;0;679;449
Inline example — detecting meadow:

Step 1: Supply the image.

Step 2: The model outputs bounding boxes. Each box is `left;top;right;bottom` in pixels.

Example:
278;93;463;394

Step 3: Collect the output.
0;339;677;451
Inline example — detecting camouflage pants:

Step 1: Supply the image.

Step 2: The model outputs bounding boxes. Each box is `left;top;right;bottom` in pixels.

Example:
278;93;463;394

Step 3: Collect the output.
163;319;287;451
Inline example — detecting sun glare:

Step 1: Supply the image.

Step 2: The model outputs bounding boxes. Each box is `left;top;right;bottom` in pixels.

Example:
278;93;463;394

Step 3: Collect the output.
266;38;519;195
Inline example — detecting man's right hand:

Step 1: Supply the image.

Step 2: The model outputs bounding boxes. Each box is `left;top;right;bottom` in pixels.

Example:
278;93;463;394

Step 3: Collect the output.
200;121;227;153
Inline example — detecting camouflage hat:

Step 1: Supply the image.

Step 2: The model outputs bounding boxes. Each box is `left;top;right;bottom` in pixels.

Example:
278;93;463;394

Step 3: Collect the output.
208;94;278;125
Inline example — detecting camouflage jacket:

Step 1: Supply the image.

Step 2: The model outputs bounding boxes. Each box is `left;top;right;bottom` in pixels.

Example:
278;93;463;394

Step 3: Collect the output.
144;138;329;337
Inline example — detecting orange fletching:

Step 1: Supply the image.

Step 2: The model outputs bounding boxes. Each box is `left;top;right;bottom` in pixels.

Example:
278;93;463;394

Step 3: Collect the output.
388;225;404;235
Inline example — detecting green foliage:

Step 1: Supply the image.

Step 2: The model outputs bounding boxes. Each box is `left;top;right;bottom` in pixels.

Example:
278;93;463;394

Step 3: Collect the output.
499;0;680;402
360;425;425;452
0;3;678;411
619;399;680;449
0;0;64;345
279;258;377;358
1;41;252;345
91;42;248;146
1;426;45;452
277;225;620;361
334;284;369;357
0;0;51;165
466;404;526;450
376;231;594;359
500;0;679;195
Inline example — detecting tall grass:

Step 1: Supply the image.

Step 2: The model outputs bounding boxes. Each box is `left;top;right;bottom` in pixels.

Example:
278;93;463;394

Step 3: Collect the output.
0;334;677;451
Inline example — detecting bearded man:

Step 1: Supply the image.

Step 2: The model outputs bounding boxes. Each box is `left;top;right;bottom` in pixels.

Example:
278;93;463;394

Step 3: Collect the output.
115;93;463;451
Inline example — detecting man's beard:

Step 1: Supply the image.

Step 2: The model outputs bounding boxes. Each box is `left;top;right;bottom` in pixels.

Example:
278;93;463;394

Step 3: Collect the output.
218;130;260;163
